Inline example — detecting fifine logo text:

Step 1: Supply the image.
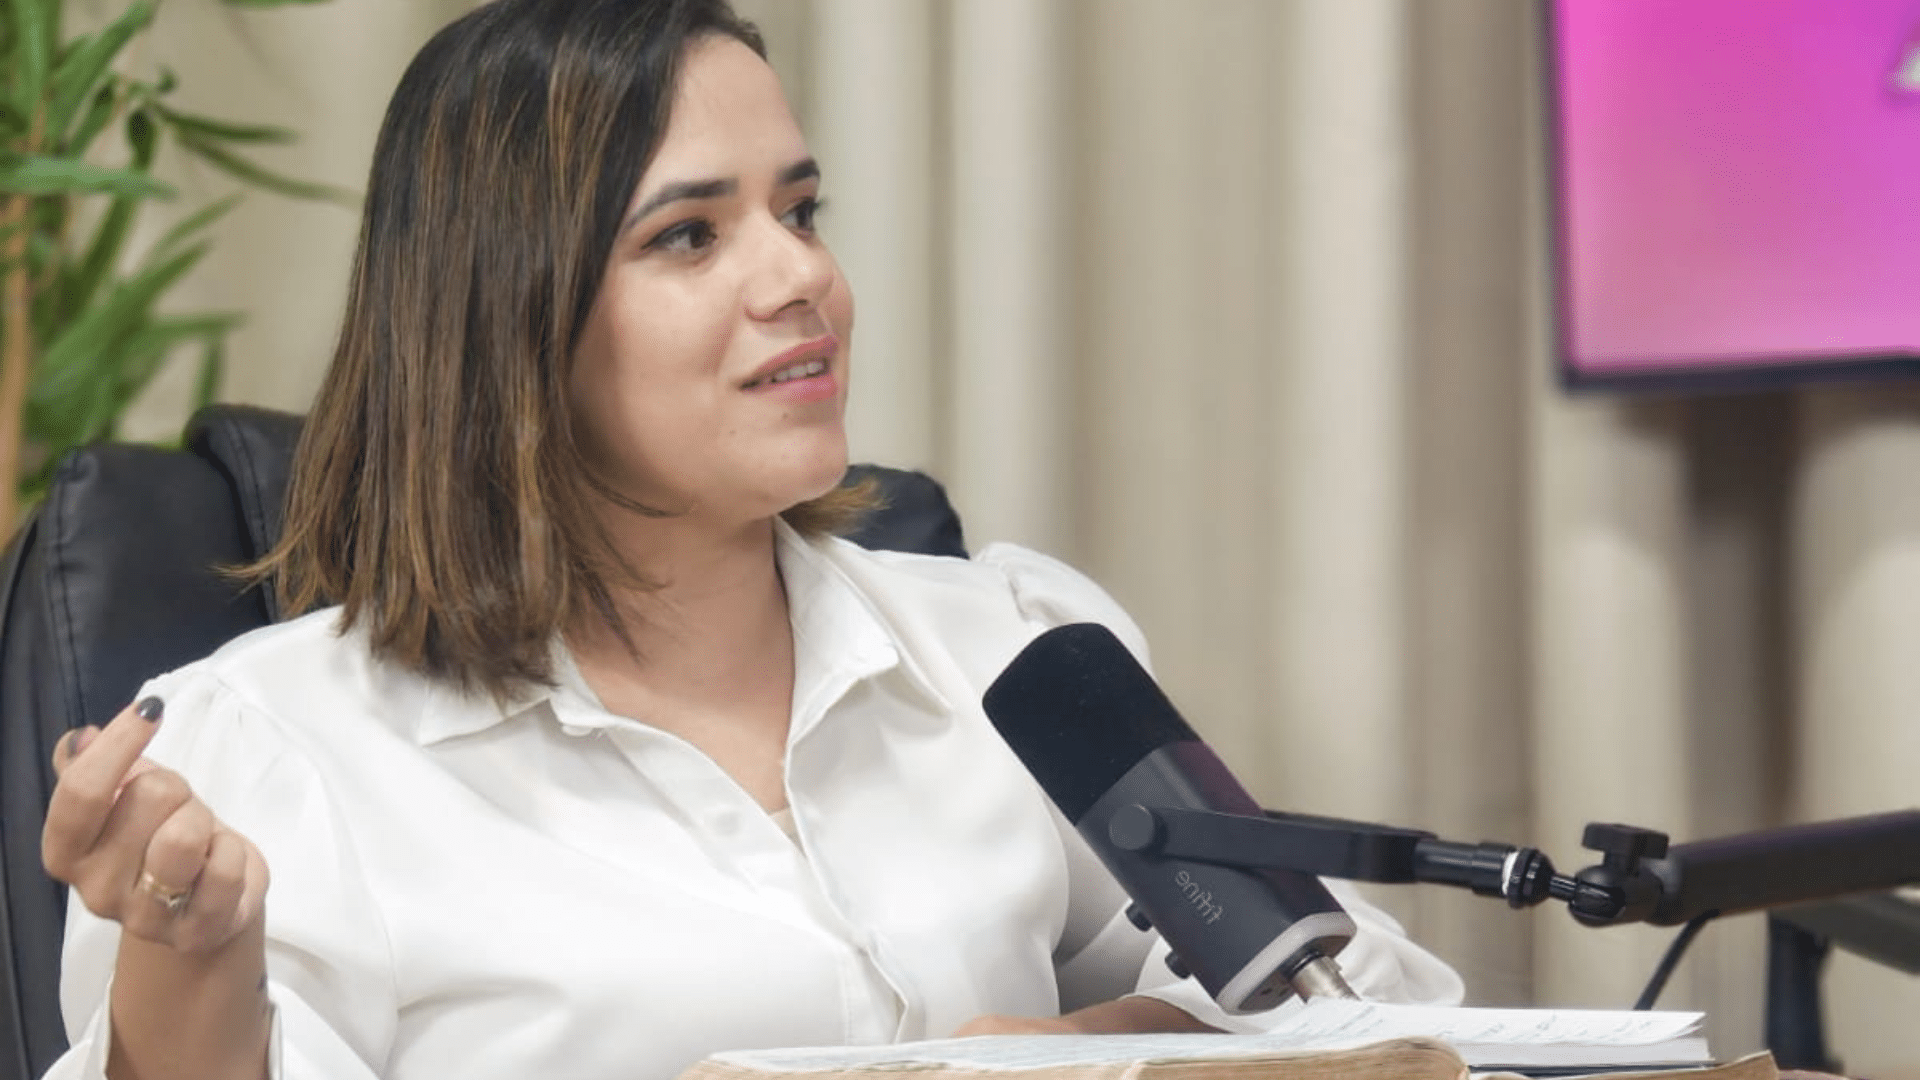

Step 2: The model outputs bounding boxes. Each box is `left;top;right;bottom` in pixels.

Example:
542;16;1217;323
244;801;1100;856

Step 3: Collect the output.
1173;870;1225;924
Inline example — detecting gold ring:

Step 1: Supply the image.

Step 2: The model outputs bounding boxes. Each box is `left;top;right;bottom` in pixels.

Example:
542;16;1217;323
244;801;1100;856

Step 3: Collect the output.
138;871;192;916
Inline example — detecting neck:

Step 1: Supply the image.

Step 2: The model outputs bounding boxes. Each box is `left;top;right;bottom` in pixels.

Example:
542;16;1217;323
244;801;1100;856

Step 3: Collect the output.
568;510;791;689
565;508;800;813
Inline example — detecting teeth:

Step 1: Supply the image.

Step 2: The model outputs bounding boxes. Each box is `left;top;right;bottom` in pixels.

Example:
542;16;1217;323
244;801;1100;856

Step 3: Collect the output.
765;358;827;385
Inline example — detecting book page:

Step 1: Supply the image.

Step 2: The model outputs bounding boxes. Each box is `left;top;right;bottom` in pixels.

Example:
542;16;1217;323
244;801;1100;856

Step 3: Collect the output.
700;1001;1707;1074
1271;1001;1705;1056
685;1040;1474;1080
703;1034;1260;1072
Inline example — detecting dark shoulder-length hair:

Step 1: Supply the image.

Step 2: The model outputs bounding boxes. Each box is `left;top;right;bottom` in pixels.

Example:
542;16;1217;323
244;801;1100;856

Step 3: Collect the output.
246;0;873;701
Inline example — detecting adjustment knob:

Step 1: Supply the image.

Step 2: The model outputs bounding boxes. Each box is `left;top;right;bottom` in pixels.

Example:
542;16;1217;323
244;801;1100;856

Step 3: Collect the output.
1108;804;1163;853
1164;952;1190;979
1580;823;1670;867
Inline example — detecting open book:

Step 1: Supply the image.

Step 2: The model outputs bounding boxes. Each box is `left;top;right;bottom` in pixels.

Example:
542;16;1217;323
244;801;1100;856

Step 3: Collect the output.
675;1001;1775;1080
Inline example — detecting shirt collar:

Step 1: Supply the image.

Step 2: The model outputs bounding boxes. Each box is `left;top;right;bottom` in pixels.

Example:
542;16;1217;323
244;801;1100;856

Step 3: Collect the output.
412;644;562;746
411;519;952;747
776;518;953;742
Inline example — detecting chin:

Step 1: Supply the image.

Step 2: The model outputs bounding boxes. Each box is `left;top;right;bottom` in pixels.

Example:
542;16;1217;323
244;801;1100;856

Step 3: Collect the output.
761;441;851;514
795;451;852;502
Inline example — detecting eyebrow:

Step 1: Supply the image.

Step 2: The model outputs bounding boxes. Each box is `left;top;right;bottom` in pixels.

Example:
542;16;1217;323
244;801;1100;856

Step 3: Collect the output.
622;158;822;234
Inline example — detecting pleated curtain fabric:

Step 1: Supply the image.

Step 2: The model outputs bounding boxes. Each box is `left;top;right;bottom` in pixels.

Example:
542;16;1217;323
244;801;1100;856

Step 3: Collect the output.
106;0;1920;1072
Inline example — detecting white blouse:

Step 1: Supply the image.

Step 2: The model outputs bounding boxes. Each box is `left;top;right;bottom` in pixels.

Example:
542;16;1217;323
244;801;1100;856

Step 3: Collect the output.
48;523;1462;1080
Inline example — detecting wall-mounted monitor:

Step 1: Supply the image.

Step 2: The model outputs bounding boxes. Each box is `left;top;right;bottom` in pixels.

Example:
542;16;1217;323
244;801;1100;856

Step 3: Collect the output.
1549;0;1920;390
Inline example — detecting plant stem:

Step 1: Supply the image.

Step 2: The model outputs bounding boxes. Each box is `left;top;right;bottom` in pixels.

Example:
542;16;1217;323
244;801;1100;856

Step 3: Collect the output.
0;205;30;539
0;112;45;540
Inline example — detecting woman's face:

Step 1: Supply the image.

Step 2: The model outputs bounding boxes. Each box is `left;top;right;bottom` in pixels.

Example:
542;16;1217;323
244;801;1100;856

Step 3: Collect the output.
570;34;854;526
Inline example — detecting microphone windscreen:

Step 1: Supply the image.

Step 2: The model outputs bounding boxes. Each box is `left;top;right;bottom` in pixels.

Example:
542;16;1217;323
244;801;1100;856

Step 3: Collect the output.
983;623;1200;821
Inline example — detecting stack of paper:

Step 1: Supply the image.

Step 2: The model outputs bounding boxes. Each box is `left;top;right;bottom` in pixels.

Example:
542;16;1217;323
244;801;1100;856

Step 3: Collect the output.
676;1000;1760;1080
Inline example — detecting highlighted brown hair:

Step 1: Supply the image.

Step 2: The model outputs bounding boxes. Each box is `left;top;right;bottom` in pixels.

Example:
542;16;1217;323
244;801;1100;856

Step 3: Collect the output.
246;0;872;701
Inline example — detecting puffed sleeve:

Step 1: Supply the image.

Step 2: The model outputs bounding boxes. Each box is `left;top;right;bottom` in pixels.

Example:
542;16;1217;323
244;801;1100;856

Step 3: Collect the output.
44;664;395;1079
975;542;1464;1030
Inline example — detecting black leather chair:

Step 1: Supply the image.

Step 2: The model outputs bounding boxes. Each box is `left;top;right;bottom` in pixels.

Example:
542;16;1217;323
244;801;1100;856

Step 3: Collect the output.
0;404;966;1080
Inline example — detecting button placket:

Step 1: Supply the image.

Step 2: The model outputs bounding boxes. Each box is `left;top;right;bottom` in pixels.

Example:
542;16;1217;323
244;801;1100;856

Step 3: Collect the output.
785;758;915;1044
604;729;801;883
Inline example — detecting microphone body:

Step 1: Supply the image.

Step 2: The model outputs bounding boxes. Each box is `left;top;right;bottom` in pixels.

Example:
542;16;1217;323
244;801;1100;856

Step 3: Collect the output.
983;623;1358;1013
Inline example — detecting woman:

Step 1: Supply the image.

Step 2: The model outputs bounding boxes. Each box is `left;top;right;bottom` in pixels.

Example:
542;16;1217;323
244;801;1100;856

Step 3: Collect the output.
40;2;1462;1078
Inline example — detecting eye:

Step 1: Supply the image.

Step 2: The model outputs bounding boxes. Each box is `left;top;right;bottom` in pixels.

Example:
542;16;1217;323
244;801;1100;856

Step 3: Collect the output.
782;196;824;234
646;218;718;255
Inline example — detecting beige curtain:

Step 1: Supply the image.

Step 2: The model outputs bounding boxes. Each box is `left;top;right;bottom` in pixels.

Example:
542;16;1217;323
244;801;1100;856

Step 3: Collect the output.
113;0;1919;1072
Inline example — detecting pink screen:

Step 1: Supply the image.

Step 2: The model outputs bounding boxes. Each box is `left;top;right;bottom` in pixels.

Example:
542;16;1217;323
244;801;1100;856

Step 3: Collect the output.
1554;0;1920;380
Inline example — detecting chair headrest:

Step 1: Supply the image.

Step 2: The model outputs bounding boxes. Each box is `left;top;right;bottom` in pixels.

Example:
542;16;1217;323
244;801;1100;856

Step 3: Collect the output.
184;405;304;620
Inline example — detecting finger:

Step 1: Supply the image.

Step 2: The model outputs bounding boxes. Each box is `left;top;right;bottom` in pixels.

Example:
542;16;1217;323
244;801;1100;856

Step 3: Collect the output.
116;791;216;941
68;769;196;921
171;828;247;954
139;797;216;905
43;697;167;857
51;726;101;778
236;834;270;931
116;757;161;795
55;732;156;799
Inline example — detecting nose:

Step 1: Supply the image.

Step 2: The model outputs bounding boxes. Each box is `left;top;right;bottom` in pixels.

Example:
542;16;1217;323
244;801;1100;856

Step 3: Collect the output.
745;214;835;322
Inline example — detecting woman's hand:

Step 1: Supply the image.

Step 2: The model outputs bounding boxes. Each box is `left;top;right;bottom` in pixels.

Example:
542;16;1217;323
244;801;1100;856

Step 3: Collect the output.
951;1015;1084;1037
41;696;269;956
953;997;1218;1038
43;696;276;1079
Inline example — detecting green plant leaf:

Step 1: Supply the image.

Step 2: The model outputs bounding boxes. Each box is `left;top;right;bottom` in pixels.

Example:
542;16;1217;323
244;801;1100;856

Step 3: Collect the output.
58;110;162;326
66;84;121;158
121;312;241;358
0;152;172;197
127;105;159;161
32;354;126;446
29;181;65;228
23;373;105;454
49;312;236;447
173;132;357;205
46;1;155;146
153;104;296;145
113;311;242;400
18;230;58;282
73;380;122;446
0;100;29;141
31;243;207;412
9;0;59;117
150;193;242;262
17;470;51;512
10;0;343;503
112;66;179;104
191;335;226;411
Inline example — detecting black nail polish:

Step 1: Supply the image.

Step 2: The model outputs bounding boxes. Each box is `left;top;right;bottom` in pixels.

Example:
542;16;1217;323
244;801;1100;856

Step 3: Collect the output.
135;696;164;722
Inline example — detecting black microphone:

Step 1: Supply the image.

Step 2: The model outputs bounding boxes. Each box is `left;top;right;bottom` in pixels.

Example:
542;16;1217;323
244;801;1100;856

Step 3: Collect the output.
983;622;1359;1013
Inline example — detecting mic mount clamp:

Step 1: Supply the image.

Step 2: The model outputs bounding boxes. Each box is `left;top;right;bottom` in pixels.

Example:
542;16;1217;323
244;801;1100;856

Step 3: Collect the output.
1570;823;1671;926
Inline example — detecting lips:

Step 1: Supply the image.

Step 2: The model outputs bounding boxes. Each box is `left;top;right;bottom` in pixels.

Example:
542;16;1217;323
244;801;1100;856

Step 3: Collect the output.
752;356;829;387
742;335;838;390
